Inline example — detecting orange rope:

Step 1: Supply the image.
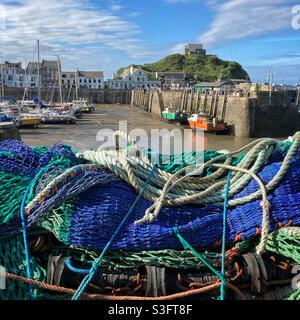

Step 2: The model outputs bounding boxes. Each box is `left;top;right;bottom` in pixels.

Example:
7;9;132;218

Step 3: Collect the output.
1;271;237;300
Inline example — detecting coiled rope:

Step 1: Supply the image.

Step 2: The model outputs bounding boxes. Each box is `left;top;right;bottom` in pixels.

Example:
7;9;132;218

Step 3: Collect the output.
78;131;299;255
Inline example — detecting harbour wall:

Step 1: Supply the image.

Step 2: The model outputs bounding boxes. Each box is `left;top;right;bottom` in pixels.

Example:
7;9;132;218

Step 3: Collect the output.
2;87;132;105
0;123;21;141
131;90;300;137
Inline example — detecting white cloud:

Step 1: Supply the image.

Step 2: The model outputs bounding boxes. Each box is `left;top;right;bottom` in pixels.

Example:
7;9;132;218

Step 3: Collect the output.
169;0;295;54
0;0;153;75
169;43;185;54
110;4;123;11
198;0;294;48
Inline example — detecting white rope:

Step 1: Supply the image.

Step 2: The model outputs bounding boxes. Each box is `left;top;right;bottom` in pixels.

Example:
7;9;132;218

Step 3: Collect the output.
76;131;299;255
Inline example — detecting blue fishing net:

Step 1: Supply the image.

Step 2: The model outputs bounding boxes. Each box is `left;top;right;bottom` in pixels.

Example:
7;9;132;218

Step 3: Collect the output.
0;140;299;252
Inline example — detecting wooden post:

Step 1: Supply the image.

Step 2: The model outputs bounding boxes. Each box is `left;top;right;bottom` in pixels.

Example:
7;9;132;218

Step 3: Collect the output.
184;90;188;111
213;92;219;118
220;92;227;120
189;91;193;112
195;92;200;111
204;91;208;113
180;91;184;111
209;92;214;116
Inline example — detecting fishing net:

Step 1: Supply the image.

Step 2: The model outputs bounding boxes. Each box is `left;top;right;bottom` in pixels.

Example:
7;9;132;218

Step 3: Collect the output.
266;227;300;264
27;154;300;251
0;235;46;300
0;137;299;300
0;140;299;250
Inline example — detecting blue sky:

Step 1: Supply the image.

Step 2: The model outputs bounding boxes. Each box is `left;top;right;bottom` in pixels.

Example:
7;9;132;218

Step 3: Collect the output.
0;0;300;83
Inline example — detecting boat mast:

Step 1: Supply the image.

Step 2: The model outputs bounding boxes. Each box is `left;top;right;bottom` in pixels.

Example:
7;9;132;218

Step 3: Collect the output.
0;59;4;101
57;56;63;103
75;69;78;100
37;40;41;101
23;58;28;101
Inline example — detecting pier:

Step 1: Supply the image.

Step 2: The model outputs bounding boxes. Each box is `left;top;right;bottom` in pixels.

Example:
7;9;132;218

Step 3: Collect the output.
131;89;300;137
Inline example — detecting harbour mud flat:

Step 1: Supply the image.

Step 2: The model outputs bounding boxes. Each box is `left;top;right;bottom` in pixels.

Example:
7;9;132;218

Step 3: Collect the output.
20;104;258;152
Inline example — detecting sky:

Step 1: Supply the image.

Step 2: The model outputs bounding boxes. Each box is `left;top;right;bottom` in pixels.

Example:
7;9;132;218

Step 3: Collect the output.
0;0;299;83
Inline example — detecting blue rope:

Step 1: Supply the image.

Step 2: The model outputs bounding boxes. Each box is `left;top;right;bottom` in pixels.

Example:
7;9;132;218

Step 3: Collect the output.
220;171;232;300
64;259;90;274
20;169;44;300
71;163;157;300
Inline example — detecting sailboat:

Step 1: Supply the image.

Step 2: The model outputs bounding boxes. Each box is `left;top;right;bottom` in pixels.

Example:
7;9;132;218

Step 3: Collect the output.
71;69;94;114
32;49;77;124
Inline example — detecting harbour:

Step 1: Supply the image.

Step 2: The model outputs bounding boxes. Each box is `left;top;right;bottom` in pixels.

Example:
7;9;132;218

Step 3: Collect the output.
0;0;300;305
19;103;257;152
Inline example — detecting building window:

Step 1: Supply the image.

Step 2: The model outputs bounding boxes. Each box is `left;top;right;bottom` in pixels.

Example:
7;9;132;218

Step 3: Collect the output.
137;77;139;82
98;79;101;83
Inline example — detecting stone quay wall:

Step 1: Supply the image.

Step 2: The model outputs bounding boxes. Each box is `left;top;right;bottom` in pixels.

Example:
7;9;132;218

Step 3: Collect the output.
2;87;132;105
131;89;300;138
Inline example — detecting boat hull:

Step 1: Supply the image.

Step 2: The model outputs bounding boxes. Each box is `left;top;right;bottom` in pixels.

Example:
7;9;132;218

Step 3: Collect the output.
15;119;41;128
188;119;227;132
41;118;76;124
162;112;188;124
81;107;93;113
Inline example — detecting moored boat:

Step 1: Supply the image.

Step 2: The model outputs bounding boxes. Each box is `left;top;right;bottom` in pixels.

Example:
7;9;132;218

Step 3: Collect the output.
188;112;227;133
41;109;77;124
162;107;189;124
72;99;94;113
14;113;41;128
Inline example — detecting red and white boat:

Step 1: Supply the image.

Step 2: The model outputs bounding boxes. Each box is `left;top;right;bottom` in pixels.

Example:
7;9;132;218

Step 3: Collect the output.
188;112;227;133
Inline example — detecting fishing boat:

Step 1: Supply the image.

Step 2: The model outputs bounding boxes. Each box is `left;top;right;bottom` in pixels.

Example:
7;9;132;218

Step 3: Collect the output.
72;99;94;113
41;109;77;124
188;112;227;133
162;107;189;124
14;113;41;128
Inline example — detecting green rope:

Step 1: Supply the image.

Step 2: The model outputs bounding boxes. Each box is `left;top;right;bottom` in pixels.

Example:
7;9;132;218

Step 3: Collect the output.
266;227;300;264
173;227;226;300
220;171;231;300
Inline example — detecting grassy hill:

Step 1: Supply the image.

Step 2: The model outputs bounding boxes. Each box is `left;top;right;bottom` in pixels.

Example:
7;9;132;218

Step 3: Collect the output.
117;54;250;83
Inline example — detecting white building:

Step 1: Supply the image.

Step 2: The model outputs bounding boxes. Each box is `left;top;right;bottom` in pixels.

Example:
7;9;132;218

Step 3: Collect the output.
106;65;161;90
25;62;40;88
61;72;76;89
61;71;104;89
0;61;26;88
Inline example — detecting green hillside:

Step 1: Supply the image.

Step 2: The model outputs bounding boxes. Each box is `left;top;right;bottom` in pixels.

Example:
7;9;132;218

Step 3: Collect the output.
118;54;250;83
